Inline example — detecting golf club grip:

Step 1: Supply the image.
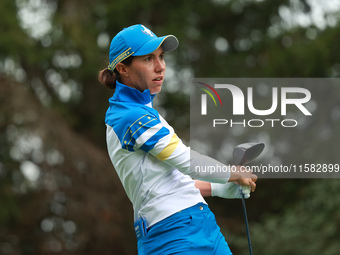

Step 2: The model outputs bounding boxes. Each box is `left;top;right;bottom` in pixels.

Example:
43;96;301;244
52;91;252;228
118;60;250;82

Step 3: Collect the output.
241;192;253;255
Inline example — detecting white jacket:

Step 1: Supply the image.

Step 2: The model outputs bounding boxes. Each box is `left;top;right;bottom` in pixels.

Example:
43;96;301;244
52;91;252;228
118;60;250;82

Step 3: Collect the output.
105;82;230;227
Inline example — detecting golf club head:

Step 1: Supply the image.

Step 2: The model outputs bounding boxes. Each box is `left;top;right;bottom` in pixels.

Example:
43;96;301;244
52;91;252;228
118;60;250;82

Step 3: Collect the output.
233;142;265;166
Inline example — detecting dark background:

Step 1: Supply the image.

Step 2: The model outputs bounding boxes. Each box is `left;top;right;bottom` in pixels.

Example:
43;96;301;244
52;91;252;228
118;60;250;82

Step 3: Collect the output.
1;0;340;254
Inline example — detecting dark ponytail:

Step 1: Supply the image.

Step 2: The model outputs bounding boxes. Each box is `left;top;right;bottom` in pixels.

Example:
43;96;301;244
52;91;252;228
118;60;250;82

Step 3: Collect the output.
98;56;134;90
98;68;117;89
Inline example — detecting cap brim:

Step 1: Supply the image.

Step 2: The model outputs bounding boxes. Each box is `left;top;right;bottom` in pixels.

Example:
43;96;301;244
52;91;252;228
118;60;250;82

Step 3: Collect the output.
133;35;179;56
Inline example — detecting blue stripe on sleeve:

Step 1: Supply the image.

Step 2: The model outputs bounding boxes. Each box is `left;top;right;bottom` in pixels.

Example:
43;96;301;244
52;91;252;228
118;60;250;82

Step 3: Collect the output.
139;126;170;152
106;105;163;152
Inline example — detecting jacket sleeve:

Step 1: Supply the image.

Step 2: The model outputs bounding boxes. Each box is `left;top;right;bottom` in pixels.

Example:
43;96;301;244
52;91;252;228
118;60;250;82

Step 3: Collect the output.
149;134;231;184
117;111;231;183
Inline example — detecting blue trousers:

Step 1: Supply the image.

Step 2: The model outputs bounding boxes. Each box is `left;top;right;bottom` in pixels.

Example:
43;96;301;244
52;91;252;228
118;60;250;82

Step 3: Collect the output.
137;203;233;255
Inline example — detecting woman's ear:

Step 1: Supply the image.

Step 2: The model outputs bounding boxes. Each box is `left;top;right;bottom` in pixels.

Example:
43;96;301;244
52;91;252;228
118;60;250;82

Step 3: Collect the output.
116;63;129;77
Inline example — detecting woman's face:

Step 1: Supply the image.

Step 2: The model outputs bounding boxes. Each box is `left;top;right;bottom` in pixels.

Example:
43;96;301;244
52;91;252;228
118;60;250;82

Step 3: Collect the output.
121;47;166;95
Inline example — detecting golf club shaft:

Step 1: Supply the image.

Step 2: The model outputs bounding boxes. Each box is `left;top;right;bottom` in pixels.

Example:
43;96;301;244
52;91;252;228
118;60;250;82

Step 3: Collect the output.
233;142;264;255
241;192;253;255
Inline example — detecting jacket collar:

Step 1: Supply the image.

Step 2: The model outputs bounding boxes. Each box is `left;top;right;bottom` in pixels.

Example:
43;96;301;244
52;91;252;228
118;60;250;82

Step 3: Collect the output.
112;81;155;106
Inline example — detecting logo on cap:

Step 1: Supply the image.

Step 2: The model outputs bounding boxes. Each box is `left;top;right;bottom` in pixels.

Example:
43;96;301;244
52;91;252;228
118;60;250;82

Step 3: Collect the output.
141;25;154;37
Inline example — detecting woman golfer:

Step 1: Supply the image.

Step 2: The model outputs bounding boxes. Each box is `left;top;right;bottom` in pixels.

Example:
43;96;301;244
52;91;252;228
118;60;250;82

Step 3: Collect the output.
98;24;257;255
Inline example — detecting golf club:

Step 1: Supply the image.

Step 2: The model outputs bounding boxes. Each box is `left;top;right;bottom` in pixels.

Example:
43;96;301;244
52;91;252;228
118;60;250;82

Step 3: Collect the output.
233;142;265;255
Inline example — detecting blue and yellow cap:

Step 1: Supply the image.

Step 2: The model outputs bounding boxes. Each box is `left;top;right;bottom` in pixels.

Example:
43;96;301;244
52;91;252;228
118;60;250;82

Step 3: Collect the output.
108;24;179;72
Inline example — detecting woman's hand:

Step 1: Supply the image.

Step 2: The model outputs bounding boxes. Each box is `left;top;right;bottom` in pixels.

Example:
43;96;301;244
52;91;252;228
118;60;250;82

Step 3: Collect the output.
228;165;258;192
